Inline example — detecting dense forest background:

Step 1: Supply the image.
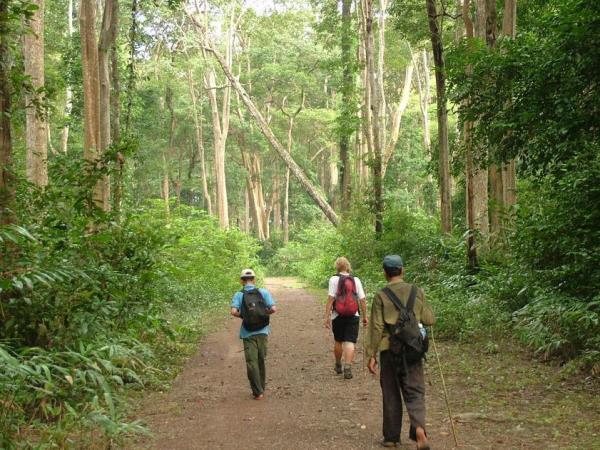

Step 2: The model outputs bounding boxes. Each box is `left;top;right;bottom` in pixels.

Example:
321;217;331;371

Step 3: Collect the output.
1;0;598;446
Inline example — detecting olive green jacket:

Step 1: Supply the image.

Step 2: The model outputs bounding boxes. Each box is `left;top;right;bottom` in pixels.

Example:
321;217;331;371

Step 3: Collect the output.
365;278;435;360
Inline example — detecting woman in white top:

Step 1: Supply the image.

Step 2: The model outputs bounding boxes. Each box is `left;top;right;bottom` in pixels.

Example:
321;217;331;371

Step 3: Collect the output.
323;257;368;379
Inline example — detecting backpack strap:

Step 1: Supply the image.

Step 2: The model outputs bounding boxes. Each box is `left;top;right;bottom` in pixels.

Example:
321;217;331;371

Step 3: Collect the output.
406;285;417;312
382;287;405;311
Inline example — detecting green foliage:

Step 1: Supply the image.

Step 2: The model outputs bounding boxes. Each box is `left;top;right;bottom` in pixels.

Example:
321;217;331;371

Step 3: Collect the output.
0;157;260;446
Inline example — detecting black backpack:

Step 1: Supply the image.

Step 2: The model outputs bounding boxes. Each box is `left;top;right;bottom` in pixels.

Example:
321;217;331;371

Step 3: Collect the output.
382;285;429;367
240;288;270;332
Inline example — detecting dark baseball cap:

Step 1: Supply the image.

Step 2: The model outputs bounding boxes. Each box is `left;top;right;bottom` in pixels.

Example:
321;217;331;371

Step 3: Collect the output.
383;255;403;269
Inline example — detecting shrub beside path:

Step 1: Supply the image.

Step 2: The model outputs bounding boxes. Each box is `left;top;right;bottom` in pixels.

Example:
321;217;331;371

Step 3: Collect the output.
132;277;599;449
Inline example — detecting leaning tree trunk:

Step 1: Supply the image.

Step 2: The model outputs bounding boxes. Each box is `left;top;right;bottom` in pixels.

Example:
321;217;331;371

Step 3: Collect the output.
79;0;105;210
426;0;452;233
200;35;339;226
23;0;48;188
0;0;14;225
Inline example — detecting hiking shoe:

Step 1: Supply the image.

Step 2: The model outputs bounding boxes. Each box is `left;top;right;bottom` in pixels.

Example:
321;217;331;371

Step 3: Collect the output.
343;366;353;379
335;362;343;374
380;440;398;448
253;393;265;400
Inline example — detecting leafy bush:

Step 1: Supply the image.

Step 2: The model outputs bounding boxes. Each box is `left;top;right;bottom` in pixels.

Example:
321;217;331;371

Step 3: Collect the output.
0;158;261;446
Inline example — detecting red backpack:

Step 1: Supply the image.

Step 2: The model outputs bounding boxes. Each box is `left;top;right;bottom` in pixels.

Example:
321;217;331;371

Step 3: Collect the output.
334;274;359;317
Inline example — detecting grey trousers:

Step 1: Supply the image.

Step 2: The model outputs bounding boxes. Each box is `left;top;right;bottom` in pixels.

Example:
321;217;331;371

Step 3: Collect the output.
379;350;427;443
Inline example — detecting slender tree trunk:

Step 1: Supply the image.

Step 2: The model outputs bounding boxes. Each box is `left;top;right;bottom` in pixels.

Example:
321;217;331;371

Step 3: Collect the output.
163;85;176;217
23;0;48;187
426;0;452;233
200;35;339;226
97;0;118;210
273;162;281;231
471;0;489;237
187;69;213;215
79;0;105;210
502;0;517;208
0;0;14;225
111;41;124;213
361;0;384;235
382;61;413;176
60;0;74;153
339;0;354;212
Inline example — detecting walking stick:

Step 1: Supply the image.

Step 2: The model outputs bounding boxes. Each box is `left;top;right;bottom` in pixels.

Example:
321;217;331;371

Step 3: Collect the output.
430;326;459;447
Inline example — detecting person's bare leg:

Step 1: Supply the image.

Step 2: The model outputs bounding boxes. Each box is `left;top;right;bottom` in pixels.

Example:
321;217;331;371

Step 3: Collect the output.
342;342;355;364
334;341;343;363
416;427;429;449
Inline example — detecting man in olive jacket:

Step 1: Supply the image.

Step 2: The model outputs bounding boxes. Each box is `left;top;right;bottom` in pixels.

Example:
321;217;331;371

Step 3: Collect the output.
366;255;435;449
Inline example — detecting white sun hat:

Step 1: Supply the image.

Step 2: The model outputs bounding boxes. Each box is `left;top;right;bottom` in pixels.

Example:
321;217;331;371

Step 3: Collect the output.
240;268;256;278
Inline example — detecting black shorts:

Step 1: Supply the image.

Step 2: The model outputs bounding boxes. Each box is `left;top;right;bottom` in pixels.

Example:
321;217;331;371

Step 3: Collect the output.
332;316;360;343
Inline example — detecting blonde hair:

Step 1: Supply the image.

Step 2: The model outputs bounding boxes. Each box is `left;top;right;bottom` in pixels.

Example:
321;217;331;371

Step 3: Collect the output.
335;257;352;273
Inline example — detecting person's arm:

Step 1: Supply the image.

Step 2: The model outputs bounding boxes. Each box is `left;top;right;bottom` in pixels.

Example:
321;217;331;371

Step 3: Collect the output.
261;288;277;314
359;298;368;327
366;292;384;374
230;292;242;319
356;278;368;326
324;296;334;328
418;289;436;326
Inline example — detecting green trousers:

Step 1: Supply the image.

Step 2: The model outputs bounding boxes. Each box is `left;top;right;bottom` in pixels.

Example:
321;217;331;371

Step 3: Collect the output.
243;334;268;396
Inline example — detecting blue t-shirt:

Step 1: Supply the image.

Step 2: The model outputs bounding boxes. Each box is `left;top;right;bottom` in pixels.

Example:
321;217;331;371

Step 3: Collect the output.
230;284;276;339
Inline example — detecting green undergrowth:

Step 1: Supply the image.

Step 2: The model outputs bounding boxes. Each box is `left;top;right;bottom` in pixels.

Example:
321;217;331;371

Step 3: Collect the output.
267;203;600;375
1;185;260;448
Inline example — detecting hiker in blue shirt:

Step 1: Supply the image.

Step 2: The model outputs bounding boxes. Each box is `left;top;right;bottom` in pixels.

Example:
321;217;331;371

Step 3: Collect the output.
230;269;276;400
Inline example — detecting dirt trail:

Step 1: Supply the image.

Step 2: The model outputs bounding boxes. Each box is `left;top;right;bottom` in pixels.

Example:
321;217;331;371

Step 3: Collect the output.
132;277;599;450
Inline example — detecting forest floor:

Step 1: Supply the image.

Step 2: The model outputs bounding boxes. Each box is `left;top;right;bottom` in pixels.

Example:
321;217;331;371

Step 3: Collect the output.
130;277;600;450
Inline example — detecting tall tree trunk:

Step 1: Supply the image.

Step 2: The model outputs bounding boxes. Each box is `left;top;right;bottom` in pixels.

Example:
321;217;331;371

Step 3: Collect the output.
60;0;74;153
0;0;14;225
197;30;339;226
79;0;105;210
502;0;517;208
361;0;384;235
426;0;452;233
272;162;281;231
484;0;504;238
339;0;354;212
205;65;230;228
187;69;213;215
111;41;124;213
163;85;176;217
23;0;48;187
97;0;118;210
471;0;489;238
382;60;413;176
463;0;479;269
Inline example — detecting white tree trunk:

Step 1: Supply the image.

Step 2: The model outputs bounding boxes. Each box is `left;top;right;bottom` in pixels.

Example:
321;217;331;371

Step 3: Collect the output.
60;0;74;153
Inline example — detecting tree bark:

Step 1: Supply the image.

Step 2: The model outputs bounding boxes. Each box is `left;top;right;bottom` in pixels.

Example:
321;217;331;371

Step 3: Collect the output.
60;0;74;153
0;0;14;225
502;0;517;208
79;0;105;210
339;0;354;212
97;0;118;210
111;39;124;213
187;69;213;215
426;0;452;233
361;0;384;235
471;0;489;237
23;0;48;187
200;35;339;226
382;60;413;176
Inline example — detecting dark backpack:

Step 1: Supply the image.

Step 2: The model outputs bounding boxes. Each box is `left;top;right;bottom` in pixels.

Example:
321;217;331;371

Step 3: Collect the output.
334;274;360;317
240;288;270;332
383;285;429;367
